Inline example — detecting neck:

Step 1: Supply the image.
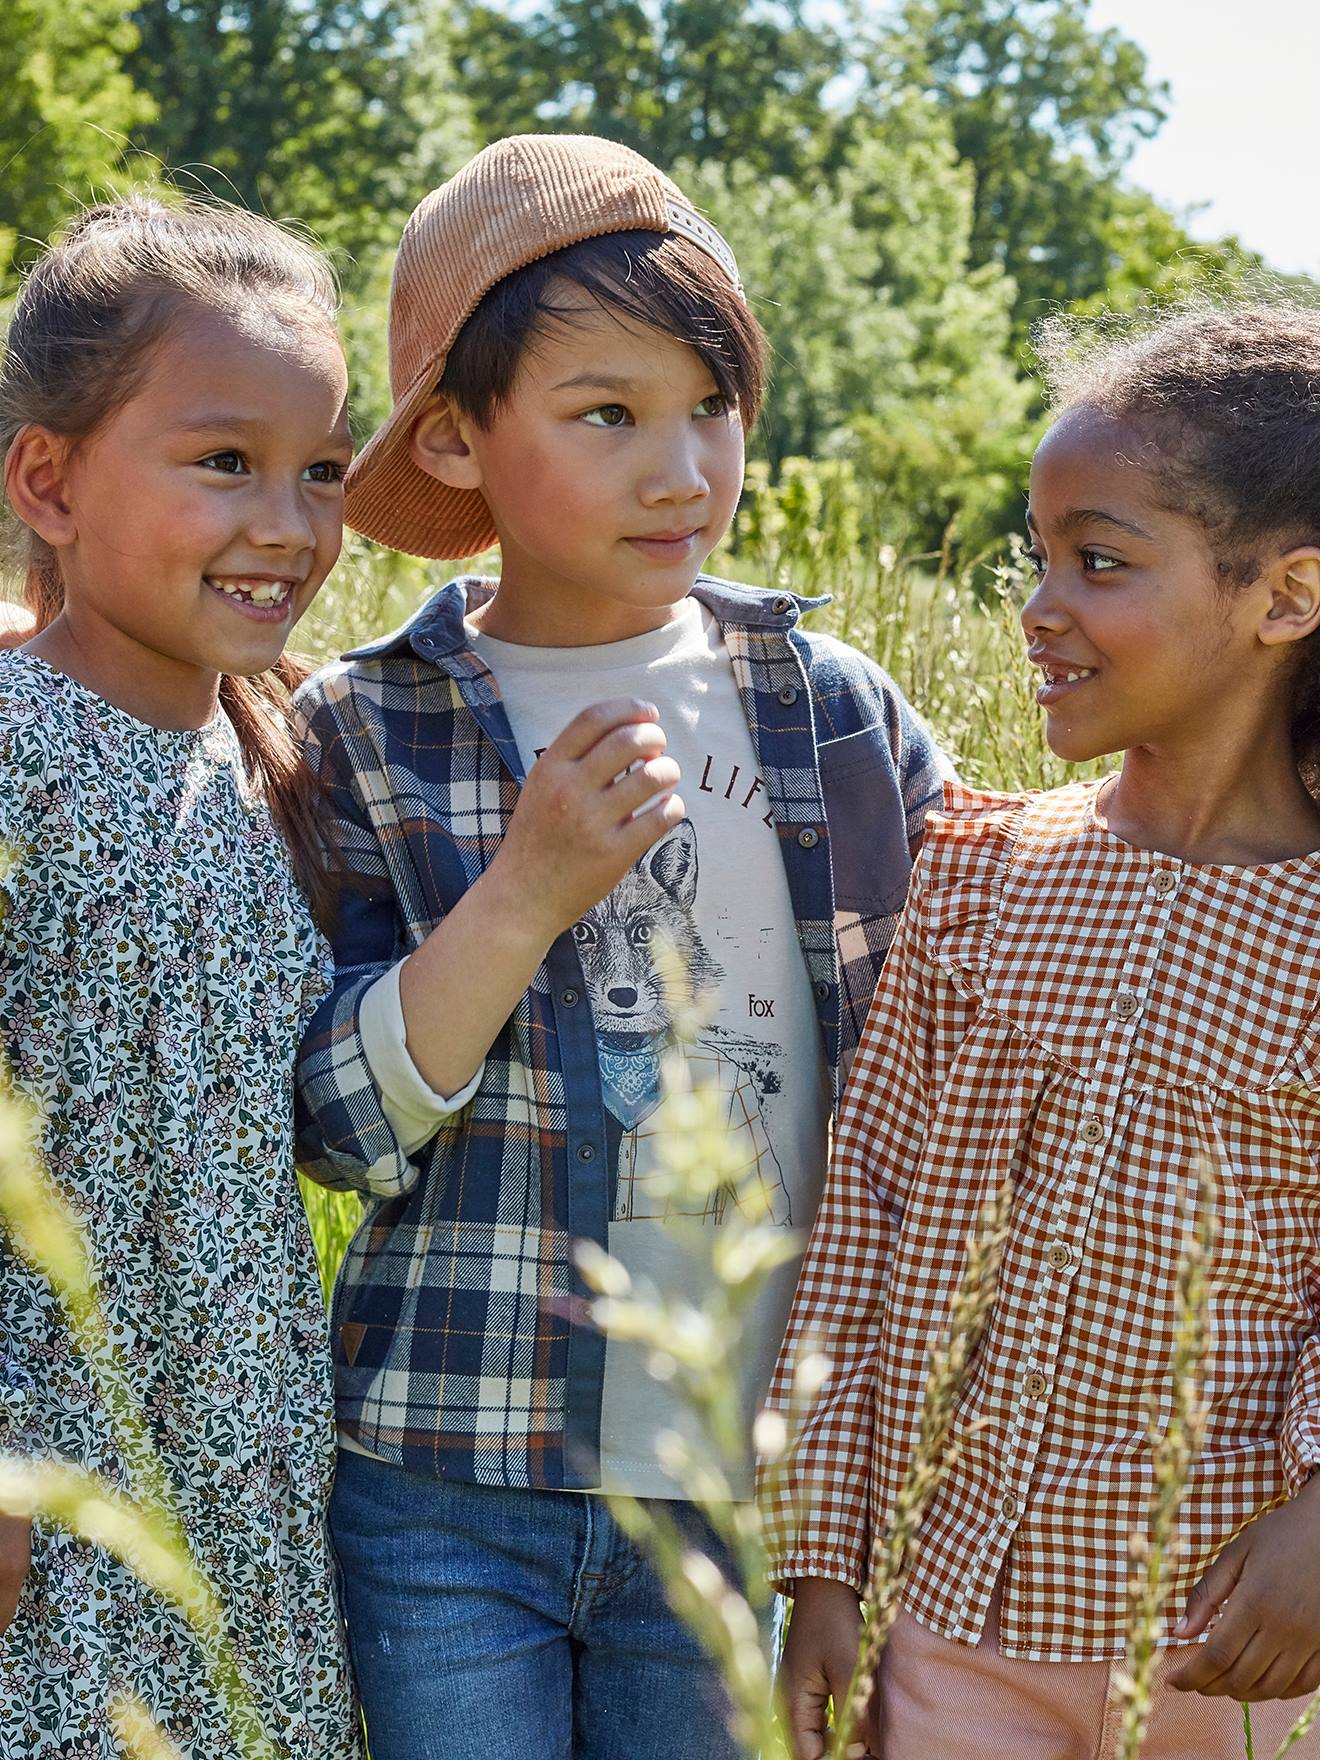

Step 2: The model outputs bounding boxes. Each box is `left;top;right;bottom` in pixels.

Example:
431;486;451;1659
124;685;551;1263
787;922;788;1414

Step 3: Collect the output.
1106;721;1320;864
27;612;221;732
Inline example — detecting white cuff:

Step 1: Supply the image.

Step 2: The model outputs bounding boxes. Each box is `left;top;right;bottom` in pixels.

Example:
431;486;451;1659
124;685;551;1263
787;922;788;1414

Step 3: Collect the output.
359;961;483;1155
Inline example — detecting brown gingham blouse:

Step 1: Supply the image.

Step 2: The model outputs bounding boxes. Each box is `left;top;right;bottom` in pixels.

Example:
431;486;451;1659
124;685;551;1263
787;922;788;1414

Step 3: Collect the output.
762;779;1320;1661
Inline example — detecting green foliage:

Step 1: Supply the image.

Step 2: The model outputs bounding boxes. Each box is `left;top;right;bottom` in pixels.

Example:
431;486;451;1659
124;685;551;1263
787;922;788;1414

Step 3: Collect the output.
859;0;1164;324
682;101;1035;551
452;0;847;176
0;0;155;288
125;0;475;270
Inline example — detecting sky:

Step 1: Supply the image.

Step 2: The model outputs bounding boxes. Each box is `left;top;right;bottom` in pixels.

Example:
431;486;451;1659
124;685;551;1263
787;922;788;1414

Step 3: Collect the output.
1086;0;1319;277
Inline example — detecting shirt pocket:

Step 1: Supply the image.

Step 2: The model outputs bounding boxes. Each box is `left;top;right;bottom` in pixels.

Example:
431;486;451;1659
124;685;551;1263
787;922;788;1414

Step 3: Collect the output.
818;724;913;918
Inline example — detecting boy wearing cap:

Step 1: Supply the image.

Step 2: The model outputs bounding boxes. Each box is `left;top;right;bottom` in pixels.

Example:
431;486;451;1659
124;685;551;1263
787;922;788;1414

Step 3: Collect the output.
296;134;947;1759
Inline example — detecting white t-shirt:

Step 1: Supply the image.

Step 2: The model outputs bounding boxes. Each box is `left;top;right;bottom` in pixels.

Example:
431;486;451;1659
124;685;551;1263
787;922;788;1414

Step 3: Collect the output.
360;598;830;1497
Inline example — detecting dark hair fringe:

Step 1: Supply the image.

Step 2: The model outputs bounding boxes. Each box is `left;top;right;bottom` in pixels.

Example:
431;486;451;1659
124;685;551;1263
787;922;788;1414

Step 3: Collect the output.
440;228;767;429
1;194;341;923
1032;292;1320;795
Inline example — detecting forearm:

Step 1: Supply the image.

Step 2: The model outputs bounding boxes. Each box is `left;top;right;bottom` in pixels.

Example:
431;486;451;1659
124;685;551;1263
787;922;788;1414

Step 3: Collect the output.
398;854;562;1096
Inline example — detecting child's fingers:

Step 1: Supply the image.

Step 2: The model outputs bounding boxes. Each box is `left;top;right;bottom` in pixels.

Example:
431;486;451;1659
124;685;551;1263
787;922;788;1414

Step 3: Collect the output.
617;790;687;859
1241;1642;1314;1703
1173;1540;1247;1639
573;722;669;793
1168;1604;1255;1694
608;756;681;820
1280;1645;1320;1702
544;699;662;764
784;1685;830;1760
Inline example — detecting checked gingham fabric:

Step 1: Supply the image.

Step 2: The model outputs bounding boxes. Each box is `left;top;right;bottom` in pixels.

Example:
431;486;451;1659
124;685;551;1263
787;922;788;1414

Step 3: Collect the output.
295;574;947;1489
762;779;1320;1660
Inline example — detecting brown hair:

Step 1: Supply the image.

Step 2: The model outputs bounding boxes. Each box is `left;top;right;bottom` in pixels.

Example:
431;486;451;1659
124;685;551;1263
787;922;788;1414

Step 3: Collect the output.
440;229;767;428
0;196;341;919
1035;299;1320;792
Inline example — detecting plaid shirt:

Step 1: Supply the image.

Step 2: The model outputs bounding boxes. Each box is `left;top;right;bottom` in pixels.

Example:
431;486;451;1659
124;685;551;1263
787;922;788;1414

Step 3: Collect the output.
295;575;945;1489
762;780;1320;1659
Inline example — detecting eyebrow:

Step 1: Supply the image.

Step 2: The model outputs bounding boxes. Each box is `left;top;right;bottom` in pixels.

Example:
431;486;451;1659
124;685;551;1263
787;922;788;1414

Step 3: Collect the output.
174;413;353;447
550;373;639;393
172;413;272;435
1025;506;1155;541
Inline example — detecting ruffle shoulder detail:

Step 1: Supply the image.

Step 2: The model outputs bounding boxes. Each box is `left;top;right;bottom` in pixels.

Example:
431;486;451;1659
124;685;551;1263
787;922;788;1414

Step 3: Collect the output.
914;781;1035;995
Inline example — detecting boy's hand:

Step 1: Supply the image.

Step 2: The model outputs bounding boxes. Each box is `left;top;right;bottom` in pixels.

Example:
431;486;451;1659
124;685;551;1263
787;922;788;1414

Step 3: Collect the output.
0;1514;30;1634
1170;1473;1320;1702
493;698;685;937
780;1576;877;1760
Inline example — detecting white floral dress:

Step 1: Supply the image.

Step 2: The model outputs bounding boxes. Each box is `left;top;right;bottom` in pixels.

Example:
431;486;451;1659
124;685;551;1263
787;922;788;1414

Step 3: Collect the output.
0;653;362;1759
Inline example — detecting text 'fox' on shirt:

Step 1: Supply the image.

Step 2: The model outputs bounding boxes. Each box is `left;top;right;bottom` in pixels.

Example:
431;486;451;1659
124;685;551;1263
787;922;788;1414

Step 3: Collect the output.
362;598;831;1498
762;778;1320;1660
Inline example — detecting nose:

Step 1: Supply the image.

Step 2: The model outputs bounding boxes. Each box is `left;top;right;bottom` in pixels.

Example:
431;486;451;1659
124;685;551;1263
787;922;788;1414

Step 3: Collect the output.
1020;565;1069;643
607;987;639;1009
638;422;709;509
245;476;317;554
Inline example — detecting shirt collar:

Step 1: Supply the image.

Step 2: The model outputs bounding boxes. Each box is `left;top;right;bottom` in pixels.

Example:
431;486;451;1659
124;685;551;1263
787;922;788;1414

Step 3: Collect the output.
340;574;830;664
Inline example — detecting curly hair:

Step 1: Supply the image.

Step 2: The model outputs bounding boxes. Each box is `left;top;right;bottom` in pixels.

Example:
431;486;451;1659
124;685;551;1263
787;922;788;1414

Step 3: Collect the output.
1034;298;1320;790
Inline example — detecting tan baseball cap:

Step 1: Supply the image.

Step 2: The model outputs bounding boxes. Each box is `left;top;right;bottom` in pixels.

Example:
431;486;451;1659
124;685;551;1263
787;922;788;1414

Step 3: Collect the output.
343;134;742;561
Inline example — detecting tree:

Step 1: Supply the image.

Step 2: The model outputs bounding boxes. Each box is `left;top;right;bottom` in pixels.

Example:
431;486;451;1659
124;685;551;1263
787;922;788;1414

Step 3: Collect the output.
125;0;474;273
0;0;155;288
855;0;1173;327
452;0;848;177
681;92;1035;550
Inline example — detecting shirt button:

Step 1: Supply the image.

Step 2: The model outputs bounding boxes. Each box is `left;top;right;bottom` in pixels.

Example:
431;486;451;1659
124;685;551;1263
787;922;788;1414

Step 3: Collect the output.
1113;991;1140;1020
576;1144;596;1162
1047;1242;1073;1271
798;827;820;849
1024;1372;1048;1399
771;594;794;614
1079;1116;1105;1144
1000;1494;1020;1522
777;685;800;706
1151;869;1177;895
560;987;580;1007
814;979;831;1001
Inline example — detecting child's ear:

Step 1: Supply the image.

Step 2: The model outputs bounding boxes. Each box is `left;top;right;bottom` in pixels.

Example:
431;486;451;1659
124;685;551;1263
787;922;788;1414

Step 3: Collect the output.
409;397;483;492
1259;549;1320;649
4;425;77;547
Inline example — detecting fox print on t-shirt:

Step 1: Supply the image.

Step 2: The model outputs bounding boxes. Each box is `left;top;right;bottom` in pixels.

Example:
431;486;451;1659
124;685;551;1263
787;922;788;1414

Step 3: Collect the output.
574;818;793;1227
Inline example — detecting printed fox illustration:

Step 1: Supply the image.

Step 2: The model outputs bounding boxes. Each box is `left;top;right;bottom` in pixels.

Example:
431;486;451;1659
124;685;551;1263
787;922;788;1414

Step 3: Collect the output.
574;820;793;1227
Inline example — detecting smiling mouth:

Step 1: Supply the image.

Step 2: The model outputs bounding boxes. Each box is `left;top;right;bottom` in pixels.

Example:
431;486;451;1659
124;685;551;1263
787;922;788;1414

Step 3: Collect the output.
205;576;296;606
1039;665;1096;686
1036;663;1098;705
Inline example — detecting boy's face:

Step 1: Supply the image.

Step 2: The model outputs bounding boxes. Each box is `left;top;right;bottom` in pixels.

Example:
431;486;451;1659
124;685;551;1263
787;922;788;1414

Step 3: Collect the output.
413;287;745;644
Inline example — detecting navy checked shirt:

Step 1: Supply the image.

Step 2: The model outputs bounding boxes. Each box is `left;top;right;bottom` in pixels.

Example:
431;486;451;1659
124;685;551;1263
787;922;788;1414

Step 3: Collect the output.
295;575;946;1488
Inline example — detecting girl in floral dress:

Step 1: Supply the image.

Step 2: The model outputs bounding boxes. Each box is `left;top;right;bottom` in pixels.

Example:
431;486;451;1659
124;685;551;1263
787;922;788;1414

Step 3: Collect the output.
0;200;363;1758
767;301;1320;1760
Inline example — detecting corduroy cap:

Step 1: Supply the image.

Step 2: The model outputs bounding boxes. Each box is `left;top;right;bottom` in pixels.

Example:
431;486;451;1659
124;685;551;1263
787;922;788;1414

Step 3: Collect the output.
343;134;742;561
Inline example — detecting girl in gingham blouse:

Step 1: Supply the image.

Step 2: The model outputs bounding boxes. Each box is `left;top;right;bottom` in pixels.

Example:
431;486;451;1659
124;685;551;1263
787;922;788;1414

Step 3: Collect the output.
766;304;1320;1760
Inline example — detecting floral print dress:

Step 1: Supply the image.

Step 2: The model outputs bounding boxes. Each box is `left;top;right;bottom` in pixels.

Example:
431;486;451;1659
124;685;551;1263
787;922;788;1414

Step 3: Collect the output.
0;652;362;1759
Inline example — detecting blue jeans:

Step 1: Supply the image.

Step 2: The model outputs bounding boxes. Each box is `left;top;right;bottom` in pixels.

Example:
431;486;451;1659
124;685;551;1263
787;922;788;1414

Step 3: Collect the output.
329;1449;756;1760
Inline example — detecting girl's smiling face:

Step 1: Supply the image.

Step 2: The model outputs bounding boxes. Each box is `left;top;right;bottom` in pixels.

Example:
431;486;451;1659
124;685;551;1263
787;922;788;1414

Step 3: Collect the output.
30;303;351;727
1022;405;1275;763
